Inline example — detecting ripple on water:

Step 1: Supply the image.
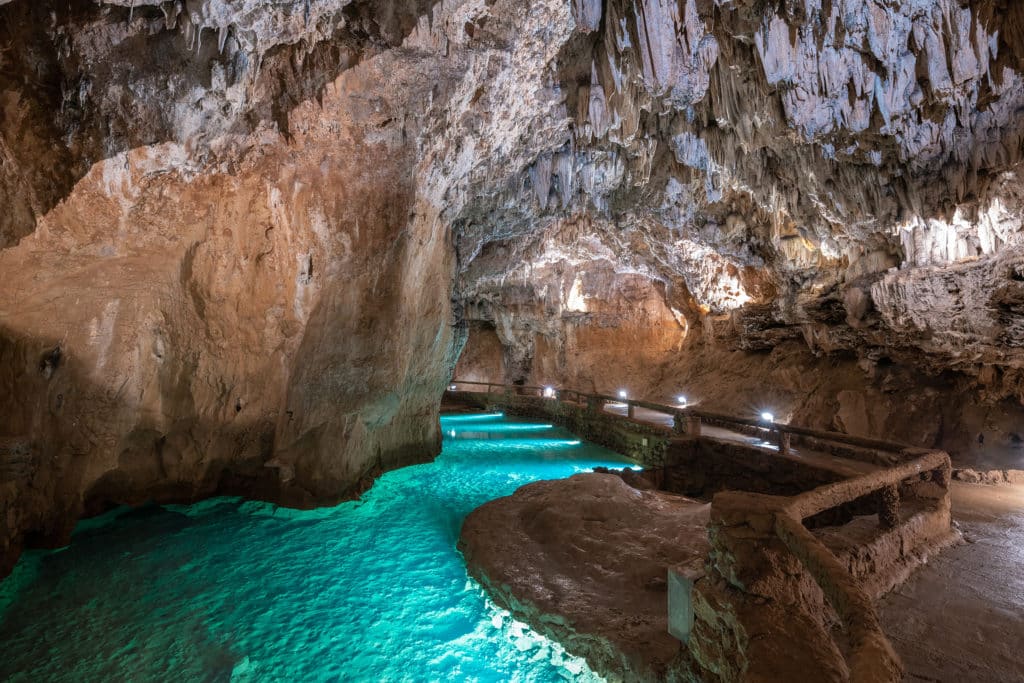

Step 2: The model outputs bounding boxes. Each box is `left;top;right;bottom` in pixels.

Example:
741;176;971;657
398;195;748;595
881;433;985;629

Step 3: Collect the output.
0;414;630;682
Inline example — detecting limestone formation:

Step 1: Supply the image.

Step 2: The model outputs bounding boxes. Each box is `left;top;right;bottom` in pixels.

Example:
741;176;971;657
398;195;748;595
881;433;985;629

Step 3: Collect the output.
2;0;1023;580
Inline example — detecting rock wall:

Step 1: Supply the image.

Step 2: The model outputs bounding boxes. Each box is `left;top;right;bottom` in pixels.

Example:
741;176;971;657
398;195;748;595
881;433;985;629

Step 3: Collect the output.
0;0;579;576
450;0;1024;466
2;0;1024;575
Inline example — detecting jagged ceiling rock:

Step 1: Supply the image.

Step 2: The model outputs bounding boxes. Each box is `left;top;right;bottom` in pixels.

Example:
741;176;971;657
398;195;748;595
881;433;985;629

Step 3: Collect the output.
452;0;1024;389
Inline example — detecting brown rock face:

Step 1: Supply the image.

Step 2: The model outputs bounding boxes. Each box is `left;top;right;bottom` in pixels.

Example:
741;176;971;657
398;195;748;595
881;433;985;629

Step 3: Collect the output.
0;55;458;573
0;0;574;574
2;0;1024;576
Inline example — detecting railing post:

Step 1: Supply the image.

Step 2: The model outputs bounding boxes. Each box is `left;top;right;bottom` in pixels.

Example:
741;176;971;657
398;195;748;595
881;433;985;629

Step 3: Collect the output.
627;402;635;419
686;415;702;436
673;412;685;435
777;430;791;455
878;484;900;529
586;395;602;414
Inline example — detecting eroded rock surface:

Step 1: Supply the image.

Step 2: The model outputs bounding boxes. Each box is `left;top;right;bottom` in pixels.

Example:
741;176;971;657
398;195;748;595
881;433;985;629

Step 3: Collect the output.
459;472;710;681
451;1;1024;467
0;0;577;574
2;0;1024;577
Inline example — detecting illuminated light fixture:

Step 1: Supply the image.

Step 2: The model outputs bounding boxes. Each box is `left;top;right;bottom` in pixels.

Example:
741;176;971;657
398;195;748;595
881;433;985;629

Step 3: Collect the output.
543;386;556;398
618;390;628;400
677;395;688;406
449;384;457;391
760;411;775;423
449;429;456;437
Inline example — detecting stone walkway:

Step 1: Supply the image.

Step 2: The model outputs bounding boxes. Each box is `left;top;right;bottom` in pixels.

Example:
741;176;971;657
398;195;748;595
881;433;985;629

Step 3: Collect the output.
877;483;1024;683
600;402;878;477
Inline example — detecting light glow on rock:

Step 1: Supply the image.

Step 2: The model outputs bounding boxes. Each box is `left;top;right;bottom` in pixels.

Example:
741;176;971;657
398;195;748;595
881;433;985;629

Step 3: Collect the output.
565;276;587;312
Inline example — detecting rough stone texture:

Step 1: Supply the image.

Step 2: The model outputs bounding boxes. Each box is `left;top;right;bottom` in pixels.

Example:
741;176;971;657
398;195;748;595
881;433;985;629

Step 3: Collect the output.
878;483;1024;682
3;0;1024;580
459;472;710;682
454;397;956;681
452;0;1024;470
0;0;578;575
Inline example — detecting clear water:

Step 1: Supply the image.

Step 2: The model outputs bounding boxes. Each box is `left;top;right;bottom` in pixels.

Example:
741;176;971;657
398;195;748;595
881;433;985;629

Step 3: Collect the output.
0;413;633;682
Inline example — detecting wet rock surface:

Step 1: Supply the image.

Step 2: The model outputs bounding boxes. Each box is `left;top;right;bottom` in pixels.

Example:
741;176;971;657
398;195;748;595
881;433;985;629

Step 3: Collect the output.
459;472;710;681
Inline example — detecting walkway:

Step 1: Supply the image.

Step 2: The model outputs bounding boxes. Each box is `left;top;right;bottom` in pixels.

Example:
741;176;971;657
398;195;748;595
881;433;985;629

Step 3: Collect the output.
600;402;879;478
878;483;1024;682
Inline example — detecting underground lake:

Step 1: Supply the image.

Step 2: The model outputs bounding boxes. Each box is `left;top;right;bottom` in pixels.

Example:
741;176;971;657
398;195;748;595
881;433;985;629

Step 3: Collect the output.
0;413;633;682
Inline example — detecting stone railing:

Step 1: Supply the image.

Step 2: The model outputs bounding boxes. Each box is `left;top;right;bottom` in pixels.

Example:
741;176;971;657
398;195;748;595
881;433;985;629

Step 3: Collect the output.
449;379;954;682
448;379;915;463
769;449;951;681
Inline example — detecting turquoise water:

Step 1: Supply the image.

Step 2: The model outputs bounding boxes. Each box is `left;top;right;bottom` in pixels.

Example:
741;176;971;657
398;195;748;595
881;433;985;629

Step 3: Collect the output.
0;413;633;682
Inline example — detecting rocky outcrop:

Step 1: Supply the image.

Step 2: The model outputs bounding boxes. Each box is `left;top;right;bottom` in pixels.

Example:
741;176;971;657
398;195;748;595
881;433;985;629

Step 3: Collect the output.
2;0;1024;576
0;0;577;575
452;0;1024;465
459;472;710;681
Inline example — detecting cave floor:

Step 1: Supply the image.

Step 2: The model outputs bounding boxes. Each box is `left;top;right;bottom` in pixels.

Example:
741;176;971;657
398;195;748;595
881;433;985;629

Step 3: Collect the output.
877;482;1024;683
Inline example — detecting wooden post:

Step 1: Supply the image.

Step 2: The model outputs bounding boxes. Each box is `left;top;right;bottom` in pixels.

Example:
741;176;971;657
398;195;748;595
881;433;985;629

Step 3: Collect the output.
627;402;636;419
878;484;900;529
673;413;686;435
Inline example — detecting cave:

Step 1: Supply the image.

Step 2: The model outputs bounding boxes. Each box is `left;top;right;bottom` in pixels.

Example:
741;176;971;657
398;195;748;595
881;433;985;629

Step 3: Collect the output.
1;0;1023;681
